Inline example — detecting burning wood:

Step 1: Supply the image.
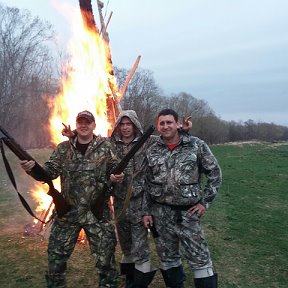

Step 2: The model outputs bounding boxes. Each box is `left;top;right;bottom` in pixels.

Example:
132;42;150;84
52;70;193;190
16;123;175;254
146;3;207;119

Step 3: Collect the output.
24;203;54;237
26;0;141;243
79;0;99;34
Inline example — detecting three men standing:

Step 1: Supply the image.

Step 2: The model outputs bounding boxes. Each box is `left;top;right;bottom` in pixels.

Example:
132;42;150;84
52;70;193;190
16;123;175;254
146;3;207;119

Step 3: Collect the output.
21;108;221;288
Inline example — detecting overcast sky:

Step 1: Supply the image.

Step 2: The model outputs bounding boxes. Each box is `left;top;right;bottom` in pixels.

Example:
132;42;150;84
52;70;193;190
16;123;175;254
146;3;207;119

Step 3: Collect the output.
3;0;288;126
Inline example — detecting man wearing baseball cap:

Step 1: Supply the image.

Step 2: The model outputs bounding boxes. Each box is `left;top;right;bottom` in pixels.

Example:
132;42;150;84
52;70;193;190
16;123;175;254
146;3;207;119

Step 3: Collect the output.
21;110;123;287
76;110;95;122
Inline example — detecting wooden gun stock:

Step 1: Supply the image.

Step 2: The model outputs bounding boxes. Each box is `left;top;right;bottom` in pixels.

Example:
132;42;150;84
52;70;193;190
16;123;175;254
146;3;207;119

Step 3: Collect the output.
0;126;71;218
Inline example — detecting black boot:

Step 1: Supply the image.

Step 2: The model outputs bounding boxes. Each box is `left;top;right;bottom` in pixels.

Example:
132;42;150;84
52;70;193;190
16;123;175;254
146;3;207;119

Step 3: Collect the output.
194;273;218;288
125;274;135;288
45;272;66;288
99;270;119;288
120;263;135;288
160;265;185;288
134;269;157;288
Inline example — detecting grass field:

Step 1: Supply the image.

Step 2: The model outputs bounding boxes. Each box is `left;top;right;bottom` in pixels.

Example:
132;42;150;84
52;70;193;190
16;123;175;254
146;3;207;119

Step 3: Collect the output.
0;142;287;287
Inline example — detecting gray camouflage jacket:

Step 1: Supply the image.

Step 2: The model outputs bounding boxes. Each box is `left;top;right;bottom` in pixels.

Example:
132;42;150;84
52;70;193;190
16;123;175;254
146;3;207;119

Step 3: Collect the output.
142;133;222;215
111;110;144;197
110;110;155;222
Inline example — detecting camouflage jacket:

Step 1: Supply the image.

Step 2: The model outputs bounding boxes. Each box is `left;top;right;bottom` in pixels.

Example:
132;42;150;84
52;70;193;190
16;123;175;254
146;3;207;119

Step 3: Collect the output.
111;110;146;199
31;135;118;223
110;110;156;222
142;133;222;215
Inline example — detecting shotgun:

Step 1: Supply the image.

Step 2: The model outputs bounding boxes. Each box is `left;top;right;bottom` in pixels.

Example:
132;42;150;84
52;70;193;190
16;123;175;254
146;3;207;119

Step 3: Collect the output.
0;126;71;218
91;125;155;219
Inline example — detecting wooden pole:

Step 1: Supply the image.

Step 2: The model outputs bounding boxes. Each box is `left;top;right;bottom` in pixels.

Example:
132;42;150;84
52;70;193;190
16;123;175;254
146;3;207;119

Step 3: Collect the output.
100;11;113;38
96;0;121;127
78;0;121;129
79;0;99;33
97;0;109;42
120;55;142;99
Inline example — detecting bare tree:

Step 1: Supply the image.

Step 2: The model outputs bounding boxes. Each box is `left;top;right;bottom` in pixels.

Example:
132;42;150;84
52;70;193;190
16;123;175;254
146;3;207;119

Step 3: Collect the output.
115;68;288;143
0;4;58;147
167;92;214;120
116;67;163;129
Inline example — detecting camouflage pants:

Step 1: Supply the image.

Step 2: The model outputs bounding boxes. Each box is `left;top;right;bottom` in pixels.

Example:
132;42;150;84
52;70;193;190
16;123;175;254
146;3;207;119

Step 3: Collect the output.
152;204;213;271
115;215;133;259
115;206;151;265
131;222;151;265
47;218;118;287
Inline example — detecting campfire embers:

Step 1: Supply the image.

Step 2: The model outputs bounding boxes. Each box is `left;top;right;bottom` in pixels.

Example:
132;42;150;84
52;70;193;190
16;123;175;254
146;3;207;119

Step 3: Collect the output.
24;223;42;237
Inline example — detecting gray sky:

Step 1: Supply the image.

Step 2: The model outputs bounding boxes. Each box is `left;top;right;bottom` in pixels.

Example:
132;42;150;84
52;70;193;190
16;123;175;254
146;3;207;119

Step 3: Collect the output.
3;0;288;126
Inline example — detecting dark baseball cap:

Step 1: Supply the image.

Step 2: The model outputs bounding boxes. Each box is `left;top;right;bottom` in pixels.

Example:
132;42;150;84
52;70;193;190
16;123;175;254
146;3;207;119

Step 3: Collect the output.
76;110;95;123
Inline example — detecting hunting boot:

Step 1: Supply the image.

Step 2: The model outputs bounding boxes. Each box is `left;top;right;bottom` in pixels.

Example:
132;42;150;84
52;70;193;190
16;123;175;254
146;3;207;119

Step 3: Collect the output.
45;272;66;288
194;273;218;288
134;268;157;288
120;262;135;288
99;270;119;288
160;265;186;288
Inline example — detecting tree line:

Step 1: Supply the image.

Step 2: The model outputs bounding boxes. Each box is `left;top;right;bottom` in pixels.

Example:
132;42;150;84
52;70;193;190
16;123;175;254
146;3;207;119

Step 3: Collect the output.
1;4;287;148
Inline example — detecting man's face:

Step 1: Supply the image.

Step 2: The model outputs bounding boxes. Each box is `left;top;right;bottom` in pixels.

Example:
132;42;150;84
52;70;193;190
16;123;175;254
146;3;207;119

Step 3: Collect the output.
119;117;135;139
157;114;180;141
76;118;96;138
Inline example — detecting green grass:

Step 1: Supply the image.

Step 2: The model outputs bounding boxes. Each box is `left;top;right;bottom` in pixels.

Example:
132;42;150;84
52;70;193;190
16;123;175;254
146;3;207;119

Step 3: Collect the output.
0;143;287;287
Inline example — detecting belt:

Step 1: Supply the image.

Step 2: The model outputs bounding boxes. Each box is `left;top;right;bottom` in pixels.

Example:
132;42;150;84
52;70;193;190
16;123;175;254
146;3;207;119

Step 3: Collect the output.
155;202;194;223
170;205;192;211
155;202;194;210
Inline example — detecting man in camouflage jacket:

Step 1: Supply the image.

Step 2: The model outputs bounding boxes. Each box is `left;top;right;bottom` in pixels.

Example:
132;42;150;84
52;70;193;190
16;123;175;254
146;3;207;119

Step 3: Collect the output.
142;109;222;288
110;110;157;288
21;110;123;288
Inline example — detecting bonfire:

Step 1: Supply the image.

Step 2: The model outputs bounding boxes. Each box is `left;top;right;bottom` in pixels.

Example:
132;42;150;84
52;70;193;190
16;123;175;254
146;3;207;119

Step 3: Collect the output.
25;0;140;242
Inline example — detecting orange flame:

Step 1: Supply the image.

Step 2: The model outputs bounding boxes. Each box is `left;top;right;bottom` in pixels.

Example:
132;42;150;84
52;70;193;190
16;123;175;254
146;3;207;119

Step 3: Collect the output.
31;180;59;224
32;1;119;235
48;0;119;144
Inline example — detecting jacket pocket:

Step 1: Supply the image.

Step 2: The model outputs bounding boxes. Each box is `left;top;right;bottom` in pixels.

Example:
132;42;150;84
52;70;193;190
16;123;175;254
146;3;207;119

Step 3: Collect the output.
148;182;163;197
179;183;201;201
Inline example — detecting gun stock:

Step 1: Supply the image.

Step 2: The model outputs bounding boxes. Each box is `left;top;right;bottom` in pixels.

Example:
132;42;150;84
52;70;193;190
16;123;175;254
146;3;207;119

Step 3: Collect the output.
91;125;155;220
0;126;71;218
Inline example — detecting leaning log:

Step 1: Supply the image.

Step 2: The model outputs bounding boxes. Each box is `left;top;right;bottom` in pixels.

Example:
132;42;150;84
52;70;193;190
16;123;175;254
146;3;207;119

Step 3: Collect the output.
120;55;142;99
79;0;99;33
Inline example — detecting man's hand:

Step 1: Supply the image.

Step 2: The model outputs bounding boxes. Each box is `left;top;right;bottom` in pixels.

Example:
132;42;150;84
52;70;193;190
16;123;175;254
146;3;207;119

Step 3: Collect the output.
187;203;206;217
143;215;153;228
182;116;192;132
20;160;35;173
62;123;75;138
110;173;124;183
